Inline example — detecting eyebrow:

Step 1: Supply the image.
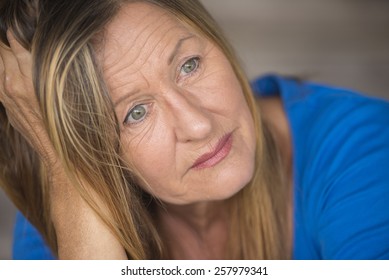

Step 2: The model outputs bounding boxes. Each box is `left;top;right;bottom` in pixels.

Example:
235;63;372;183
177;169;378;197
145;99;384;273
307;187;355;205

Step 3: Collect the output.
114;35;196;108
113;89;140;108
168;34;196;65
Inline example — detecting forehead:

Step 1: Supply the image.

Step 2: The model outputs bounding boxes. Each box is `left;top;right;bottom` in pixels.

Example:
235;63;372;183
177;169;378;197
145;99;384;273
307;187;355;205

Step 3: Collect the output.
100;2;195;63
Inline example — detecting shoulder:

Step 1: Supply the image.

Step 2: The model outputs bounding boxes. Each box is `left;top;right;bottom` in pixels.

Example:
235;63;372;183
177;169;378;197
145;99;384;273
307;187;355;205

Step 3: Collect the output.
289;80;389;164
252;75;389;259
290;81;389;182
252;75;389;169
288;81;389;259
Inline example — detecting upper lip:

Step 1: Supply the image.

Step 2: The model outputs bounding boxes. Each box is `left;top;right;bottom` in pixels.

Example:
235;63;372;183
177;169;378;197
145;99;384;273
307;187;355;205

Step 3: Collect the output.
191;132;232;168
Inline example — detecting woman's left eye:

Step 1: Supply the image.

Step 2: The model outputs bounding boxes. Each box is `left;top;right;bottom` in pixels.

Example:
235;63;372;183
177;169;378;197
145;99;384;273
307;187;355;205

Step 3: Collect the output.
180;57;200;76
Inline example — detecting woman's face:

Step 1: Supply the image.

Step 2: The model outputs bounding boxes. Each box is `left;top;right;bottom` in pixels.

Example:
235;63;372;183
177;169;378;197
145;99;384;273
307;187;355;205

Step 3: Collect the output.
101;2;256;204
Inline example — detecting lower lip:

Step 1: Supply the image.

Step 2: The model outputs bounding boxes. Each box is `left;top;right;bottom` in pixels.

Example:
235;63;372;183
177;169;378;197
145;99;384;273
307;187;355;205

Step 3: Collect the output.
192;133;233;170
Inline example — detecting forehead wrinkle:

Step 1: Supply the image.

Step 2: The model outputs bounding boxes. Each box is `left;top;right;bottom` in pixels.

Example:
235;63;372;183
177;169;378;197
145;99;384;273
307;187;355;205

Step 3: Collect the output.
148;25;189;62
107;28;194;99
111;72;151;106
125;15;171;61
134;16;185;64
102;7;166;73
103;22;152;79
103;2;189;72
104;16;174;86
109;77;139;97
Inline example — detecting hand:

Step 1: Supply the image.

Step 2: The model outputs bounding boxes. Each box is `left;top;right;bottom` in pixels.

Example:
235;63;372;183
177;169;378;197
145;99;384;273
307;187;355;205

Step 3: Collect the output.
0;31;57;168
0;31;127;259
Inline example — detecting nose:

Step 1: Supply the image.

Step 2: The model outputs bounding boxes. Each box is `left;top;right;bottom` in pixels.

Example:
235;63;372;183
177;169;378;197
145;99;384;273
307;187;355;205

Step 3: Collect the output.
166;89;213;142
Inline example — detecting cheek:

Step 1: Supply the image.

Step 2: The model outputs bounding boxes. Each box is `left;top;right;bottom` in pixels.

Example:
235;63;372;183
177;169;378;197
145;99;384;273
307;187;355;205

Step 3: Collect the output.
120;126;174;188
203;64;249;115
220;78;254;134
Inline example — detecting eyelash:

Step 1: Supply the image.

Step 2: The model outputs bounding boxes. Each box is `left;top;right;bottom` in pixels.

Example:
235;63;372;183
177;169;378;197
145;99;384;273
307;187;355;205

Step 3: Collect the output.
123;103;151;126
177;56;201;81
122;56;201;126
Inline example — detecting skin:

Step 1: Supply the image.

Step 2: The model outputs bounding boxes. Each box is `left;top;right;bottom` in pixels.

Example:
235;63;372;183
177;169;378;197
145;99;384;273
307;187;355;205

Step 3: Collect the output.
0;3;292;259
98;2;258;258
100;2;257;205
0;32;126;259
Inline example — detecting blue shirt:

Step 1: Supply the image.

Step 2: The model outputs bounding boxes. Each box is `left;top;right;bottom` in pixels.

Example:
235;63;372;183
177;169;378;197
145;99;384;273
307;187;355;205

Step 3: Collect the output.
13;75;389;259
253;75;389;259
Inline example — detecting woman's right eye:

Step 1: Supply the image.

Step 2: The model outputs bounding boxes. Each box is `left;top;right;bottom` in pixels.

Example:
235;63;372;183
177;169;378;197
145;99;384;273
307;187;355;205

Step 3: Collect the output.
124;104;148;125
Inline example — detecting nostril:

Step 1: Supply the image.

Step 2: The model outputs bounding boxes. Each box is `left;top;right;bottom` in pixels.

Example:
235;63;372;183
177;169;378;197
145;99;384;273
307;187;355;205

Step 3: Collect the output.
174;108;213;142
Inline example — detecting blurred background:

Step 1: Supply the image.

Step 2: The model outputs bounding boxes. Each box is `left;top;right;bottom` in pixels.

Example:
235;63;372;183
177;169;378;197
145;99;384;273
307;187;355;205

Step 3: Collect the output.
202;0;389;99
1;0;389;259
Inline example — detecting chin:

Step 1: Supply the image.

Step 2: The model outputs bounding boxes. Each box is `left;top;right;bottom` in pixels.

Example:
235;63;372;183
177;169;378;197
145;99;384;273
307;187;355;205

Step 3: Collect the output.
153;158;256;205
208;162;256;201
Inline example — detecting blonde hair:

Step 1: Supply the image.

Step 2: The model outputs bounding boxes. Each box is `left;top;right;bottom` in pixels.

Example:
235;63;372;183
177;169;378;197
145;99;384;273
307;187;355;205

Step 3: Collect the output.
0;0;290;259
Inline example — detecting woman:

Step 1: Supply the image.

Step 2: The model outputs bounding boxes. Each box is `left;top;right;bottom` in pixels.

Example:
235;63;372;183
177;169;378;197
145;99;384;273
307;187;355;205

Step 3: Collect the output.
1;0;388;260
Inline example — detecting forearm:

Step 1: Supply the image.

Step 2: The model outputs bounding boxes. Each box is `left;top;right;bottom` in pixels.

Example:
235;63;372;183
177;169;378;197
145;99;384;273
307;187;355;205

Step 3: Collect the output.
48;162;127;259
1;32;127;260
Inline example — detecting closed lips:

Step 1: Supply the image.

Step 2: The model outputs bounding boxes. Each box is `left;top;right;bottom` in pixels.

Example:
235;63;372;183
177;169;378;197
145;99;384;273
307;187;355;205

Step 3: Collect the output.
191;132;233;169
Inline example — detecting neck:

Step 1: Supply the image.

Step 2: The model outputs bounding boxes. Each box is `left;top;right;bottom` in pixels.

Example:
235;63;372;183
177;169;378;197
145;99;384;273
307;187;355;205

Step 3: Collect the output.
257;96;292;176
156;200;229;259
257;96;294;255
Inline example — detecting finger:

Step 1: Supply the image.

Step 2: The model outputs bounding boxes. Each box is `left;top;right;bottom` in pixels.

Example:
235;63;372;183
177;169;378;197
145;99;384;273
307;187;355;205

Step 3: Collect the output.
0;42;26;96
0;53;3;101
0;40;10;79
0;38;20;75
0;43;10;97
6;30;32;80
0;46;4;78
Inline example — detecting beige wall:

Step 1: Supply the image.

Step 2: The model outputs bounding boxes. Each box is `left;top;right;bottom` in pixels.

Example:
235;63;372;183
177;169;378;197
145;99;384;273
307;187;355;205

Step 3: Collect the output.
1;0;388;259
201;0;389;99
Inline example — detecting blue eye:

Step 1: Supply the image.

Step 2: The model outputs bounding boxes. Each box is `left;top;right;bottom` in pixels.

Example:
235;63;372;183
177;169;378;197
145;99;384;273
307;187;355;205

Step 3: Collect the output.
180;57;200;75
124;104;148;125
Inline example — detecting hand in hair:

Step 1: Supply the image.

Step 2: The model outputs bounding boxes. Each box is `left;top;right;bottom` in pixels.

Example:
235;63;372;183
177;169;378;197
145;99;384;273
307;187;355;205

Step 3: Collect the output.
0;32;127;259
0;31;57;167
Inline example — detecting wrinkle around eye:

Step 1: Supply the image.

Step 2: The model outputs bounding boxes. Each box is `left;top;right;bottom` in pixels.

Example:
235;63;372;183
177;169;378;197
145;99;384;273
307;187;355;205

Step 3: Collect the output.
112;72;151;112
121;104;157;137
122;120;158;162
